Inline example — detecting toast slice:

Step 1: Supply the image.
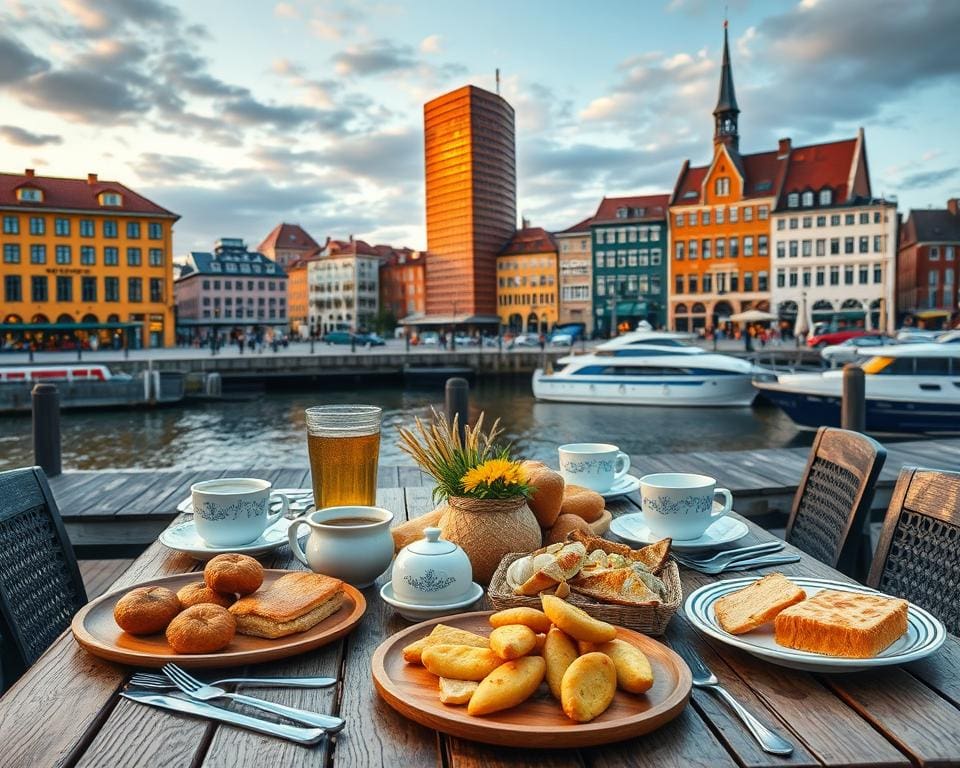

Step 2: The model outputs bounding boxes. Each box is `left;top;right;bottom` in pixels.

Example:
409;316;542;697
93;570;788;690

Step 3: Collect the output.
438;677;479;705
774;590;908;658
229;572;345;638
714;573;807;635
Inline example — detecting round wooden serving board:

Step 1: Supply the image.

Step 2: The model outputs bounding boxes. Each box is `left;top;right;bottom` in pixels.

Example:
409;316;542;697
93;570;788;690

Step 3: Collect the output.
71;569;366;669
371;611;691;748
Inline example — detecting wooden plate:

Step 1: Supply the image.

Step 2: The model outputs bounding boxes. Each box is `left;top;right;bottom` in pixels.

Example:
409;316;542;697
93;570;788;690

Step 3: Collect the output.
371;611;691;748
71;569;366;669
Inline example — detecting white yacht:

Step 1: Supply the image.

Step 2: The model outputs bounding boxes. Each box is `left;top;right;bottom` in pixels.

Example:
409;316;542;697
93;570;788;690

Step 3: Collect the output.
754;342;960;433
532;331;763;407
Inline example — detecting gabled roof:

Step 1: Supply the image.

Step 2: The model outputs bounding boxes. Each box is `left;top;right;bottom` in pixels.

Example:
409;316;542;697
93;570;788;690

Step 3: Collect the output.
556;215;594;235
258;222;320;254
499;227;557;255
0;171;178;217
323;237;381;257
592;194;670;224
777;138;859;205
902;208;960;247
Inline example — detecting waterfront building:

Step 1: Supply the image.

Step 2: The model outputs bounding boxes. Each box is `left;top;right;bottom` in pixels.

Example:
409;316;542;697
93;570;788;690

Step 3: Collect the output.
379;249;426;323
309;237;383;334
555;216;594;335
285;255;319;338
257;222;320;270
496;225;558;334
0;169;179;349
423;84;516;326
592;195;670;335
174;238;287;341
897;199;960;328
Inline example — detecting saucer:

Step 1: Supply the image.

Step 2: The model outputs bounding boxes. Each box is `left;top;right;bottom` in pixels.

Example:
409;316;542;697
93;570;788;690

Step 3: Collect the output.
609;512;749;552
599;474;641;499
159;518;297;561
379;581;484;622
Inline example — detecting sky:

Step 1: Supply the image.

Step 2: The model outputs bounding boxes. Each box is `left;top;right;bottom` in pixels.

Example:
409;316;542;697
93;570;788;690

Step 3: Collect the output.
0;0;958;256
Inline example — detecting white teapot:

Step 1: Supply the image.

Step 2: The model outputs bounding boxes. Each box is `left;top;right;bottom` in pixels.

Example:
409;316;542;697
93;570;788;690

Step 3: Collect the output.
391;527;473;605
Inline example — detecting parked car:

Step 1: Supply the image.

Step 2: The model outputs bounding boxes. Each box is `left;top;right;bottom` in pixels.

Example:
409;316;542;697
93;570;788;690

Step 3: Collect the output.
509;334;542;348
322;331;354;345
355;333;385;347
418;331;440;346
820;334;896;366
549;332;574;347
453;334;479;347
806;329;867;348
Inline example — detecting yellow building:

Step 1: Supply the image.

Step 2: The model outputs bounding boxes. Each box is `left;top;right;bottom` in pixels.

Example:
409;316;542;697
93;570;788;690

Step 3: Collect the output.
496;226;559;334
1;169;179;349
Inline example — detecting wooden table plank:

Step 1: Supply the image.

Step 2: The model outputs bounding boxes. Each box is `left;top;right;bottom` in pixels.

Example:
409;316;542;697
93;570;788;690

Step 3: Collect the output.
377;464;400;489
905;636;960;709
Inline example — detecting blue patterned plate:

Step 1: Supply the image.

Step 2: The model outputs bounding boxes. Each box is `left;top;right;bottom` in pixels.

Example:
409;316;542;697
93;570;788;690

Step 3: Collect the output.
380;581;484;622
684;576;947;672
159;518;295;561
600;474;641;499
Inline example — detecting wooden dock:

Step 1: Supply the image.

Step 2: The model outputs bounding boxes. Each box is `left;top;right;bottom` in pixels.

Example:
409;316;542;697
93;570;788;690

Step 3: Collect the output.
48;436;960;555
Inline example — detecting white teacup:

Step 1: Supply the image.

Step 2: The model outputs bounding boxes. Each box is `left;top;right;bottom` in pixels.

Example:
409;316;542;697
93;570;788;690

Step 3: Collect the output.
191;478;289;547
558;443;630;492
639;473;733;541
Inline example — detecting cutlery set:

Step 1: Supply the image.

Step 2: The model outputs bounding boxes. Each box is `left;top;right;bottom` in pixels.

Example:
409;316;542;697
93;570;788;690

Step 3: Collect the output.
673;541;799;574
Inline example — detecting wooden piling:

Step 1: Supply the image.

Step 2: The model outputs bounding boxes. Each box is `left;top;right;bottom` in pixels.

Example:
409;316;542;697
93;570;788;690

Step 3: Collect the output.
31;383;62;477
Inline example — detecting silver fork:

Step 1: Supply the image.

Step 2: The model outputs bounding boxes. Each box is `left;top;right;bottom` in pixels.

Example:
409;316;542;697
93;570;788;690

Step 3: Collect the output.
675;541;783;567
162;663;344;732
130;672;336;690
677;553;799;575
679;645;793;755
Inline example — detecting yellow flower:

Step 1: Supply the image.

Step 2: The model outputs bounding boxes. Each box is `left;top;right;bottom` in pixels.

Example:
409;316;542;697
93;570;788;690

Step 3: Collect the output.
461;458;527;493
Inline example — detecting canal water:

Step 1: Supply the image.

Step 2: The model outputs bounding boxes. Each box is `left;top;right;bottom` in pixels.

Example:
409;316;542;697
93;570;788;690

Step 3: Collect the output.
0;377;809;471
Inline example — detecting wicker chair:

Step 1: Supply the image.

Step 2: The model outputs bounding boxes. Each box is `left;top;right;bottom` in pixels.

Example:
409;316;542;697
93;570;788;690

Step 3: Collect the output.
784;427;886;576
868;467;960;635
0;467;87;687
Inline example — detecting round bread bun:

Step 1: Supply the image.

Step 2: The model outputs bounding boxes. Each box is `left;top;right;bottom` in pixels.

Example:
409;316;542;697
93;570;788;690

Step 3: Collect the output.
560;484;605;523
177;581;236;609
166;604;236;654
521;460;565;529
204;553;264;595
545;514;592;545
114;586;181;635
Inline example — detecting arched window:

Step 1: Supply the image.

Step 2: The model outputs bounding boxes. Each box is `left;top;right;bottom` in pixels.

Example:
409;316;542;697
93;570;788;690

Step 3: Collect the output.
691;303;707;314
801;190;814;207
675;303;689;314
787;192;799;208
819;188;833;206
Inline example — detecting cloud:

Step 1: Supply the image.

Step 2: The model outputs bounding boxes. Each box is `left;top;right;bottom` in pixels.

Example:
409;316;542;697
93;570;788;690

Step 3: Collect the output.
899;168;958;191
15;70;148;120
333;39;417;76
0;34;49;83
274;2;299;19
420;34;441;53
0;125;62;146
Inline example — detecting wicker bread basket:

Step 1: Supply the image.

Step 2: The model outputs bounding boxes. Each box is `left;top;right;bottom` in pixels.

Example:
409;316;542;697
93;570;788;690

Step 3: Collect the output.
487;552;682;636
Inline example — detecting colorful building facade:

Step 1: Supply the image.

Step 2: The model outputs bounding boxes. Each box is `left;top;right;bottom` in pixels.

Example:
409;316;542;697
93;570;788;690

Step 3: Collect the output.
0;169;178;349
257;222;320;270
309;237;382;334
379;249;426;322
555;217;593;335
496;227;558;334
591;195;670;335
898;199;960;327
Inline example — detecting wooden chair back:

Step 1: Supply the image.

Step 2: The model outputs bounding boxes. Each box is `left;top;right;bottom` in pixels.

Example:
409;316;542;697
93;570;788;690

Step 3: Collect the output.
784;427;886;576
0;467;87;686
868;467;960;635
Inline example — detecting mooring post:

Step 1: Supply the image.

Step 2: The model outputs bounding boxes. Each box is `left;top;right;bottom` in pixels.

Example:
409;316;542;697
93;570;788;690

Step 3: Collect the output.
32;383;62;477
445;377;469;443
841;364;866;432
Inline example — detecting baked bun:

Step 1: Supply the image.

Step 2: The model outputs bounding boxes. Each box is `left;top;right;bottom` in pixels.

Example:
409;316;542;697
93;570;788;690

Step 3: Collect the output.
204;553;264;595
522;460;565;528
177;581;236;609
114;586;181;635
546;514;592;545
166;604;236;653
560;485;605;523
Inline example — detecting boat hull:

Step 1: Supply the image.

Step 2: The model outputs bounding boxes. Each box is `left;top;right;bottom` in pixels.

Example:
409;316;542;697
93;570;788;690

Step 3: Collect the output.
532;370;757;407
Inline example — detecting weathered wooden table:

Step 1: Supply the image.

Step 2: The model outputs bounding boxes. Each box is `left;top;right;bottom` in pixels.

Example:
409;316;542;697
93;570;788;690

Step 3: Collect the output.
2;483;960;767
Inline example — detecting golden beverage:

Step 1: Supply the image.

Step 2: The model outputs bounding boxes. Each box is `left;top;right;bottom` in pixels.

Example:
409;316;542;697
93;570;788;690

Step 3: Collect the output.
308;432;380;508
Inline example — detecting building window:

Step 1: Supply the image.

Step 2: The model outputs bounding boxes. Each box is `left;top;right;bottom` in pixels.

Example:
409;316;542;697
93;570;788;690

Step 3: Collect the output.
777;219;786;231
830;214;840;226
743;206;753;221
55;218;70;236
715;177;730;196
29;216;45;235
802;270;811;287
816;215;826;227
148;222;163;239
56;276;72;302
701;210;710;226
127;247;142;266
675;214;684;227
787;193;799;208
859;265;869;284
729;206;739;223
801;191;814;207
3;215;19;234
688;212;696;226
871;235;881;252
80;219;95;237
104;246;119;266
859;212;869;224
716;238;725;259
17;187;41;202
819;189;833;206
701;239;712;259
81;276;97;302
55;245;71;264
30;244;46;264
4;275;21;302
149;248;164;266
845;214;855;225
743;236;754;257
99;192;122;206
802;240;812;257
31;276;47;302
744;272;753;291
845;237;855;254
844;265;854;285
859;236;869;254
716;207;725;224
830;238;840;255
788;270;798;287
128;277;143;302
688;240;698;259
874;265;882;283
830;266;839;285
150;278;163;302
947;246;956;261
759;206;769;220
802;216;812;229
675;275;684;293
105;277;119;301
758;236;768;256
675;241;685;260
789;241;798;258
789;218;798;230
816;239;826;257
81;246;96;265
816;268;825;286
688;275;698;293
103;220;118;238
930;246;940;260
127;221;141;238
758;271;768;291
702;274;712;293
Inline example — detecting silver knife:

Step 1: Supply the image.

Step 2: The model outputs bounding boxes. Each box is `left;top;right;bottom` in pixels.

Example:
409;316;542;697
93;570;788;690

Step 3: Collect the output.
121;690;327;746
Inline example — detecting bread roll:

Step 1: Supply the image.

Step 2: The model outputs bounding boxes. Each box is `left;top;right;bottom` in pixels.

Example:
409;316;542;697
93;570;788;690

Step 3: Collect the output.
560;652;617;722
467;656;546;716
545;514;592;545
543;627;579;700
560;485;605;523
489;607;552;634
489;624;537;660
593;638;654;693
421;644;503;681
522;461;565;528
391;507;446;552
541;594;617;643
402;624;489;664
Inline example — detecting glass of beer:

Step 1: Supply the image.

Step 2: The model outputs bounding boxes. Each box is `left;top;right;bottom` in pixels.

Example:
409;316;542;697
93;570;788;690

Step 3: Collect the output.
306;405;382;508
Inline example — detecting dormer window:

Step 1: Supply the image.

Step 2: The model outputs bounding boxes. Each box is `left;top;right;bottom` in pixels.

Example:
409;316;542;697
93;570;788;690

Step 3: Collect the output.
787;192;799;208
616;207;628;219
715;177;730;196
17;187;43;202
210;263;222;272
819;188;833;206
99;191;123;207
801;190;814;207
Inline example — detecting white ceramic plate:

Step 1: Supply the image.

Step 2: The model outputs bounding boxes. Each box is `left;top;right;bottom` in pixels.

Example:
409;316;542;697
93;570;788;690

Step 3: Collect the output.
159;518;297;561
684;576;947;672
380;581;484;622
599;474;641;499
610;512;748;552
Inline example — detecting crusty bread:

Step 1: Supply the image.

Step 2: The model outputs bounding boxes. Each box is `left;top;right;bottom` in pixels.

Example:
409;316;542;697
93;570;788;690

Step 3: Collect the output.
567;530;672;572
522;461;565;528
570;567;661;606
514;542;587;596
560;485;605;523
775;590;908;658
438;677;478;705
715;573;807;635
545;514;592;545
229;572;344;638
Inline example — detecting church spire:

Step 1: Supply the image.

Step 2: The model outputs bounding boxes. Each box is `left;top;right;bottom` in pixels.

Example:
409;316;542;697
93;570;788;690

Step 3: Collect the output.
713;21;740;150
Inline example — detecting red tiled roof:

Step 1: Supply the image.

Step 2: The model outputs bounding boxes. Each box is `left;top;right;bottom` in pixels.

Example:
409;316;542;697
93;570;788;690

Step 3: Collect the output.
674;165;708;204
258;222;320;253
902;207;960;247
325;238;381;257
593;194;670;223
778;138;858;205
558;215;594;234
0;171;178;217
499;227;557;255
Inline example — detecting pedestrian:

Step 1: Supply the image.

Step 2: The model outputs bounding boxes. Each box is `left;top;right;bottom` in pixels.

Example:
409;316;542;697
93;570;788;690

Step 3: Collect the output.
238;335;245;354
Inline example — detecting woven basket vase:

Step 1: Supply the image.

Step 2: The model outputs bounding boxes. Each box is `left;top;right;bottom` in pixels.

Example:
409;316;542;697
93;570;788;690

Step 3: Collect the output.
439;496;542;585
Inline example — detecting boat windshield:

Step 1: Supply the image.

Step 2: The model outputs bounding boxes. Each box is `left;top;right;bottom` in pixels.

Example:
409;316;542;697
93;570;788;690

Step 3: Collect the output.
862;356;955;375
596;348;703;358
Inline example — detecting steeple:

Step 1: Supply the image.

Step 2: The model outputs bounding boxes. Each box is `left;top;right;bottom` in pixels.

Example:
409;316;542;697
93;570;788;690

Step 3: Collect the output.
713;21;740;150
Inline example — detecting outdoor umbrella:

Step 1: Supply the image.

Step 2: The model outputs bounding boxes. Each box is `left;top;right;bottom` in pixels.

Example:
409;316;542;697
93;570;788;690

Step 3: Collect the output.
728;309;777;322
